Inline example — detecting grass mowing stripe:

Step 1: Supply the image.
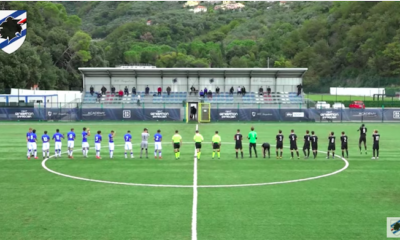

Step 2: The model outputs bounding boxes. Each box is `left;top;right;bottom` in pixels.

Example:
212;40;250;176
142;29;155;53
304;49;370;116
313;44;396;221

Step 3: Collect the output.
192;124;199;240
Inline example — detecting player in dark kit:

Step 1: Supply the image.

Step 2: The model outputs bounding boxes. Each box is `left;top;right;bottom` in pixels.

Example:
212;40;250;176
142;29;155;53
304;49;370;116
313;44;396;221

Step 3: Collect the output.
327;132;336;159
311;131;318;159
261;143;270;158
276;130;284;159
357;124;367;154
289;129;300;159
340;131;349;158
234;129;243;159
372;130;380;159
303;130;311;159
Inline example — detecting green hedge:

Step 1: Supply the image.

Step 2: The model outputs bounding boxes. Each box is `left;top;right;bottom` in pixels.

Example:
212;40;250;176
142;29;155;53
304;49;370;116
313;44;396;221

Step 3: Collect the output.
324;100;400;108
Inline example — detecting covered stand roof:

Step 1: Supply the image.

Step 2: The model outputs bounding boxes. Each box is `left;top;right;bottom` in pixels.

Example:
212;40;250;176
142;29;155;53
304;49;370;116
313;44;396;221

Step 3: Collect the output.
78;68;308;78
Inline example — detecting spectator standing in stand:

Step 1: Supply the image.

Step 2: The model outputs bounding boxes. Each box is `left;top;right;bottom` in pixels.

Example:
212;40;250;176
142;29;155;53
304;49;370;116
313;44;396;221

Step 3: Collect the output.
167;86;171;96
90;86;94;96
96;92;102;103
132;86;136;95
190;86;195;95
124;86;129;96
208;90;213;99
242;86;246;96
111;86;116;95
157;86;162;96
101;86;107;95
297;84;303;96
137;95;141;106
267;86;271;96
204;87;208;95
259;86;264;96
200;90;204;98
237;86;241;95
216;86;220;94
145;85;150;95
230;86;234;95
118;90;123;99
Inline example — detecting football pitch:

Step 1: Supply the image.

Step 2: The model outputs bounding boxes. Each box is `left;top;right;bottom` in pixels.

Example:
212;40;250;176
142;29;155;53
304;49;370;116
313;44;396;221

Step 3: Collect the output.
1;122;398;240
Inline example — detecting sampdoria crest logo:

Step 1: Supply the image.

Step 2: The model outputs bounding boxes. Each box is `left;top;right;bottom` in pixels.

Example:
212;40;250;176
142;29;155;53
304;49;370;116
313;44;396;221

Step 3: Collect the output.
0;10;27;54
387;218;400;238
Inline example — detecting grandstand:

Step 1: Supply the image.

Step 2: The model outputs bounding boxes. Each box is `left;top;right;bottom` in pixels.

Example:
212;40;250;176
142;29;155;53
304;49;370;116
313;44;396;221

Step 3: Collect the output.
79;68;307;107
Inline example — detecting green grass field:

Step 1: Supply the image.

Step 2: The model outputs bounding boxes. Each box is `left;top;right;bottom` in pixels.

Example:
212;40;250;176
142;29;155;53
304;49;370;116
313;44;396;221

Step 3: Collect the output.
1;122;398;240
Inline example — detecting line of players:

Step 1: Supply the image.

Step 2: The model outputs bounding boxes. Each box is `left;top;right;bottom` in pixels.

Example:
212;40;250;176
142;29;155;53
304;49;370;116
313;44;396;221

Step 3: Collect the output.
25;127;164;160
25;124;380;160
236;125;380;160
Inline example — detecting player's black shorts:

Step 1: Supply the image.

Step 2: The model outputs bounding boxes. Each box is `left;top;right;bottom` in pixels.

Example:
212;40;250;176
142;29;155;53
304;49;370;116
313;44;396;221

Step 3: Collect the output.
373;143;379;150
173;143;180;149
249;143;256;148
359;137;366;144
195;142;202;149
328;144;335;151
290;144;298;150
341;144;348;150
312;144;318;151
303;144;310;150
213;143;220;149
235;142;242;150
276;142;283;149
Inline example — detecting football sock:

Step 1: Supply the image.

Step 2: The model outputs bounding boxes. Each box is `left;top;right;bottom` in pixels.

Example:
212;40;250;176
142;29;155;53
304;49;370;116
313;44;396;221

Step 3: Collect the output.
276;151;278;157
55;150;57;156
47;150;50;157
34;150;37;158
70;150;73;156
342;151;344;158
315;151;318;157
364;146;367;150
159;150;162;157
267;150;270;158
359;146;361;151
154;150;157;157
241;152;243;158
145;149;148;157
131;152;133;157
27;150;31;157
327;152;330;158
178;151;180;158
212;152;215;158
125;152;127;158
197;152;201;159
175;152;178;158
217;152;220;158
280;151;282;157
303;149;306;156
377;149;379;157
296;151;299;157
332;152;335;157
346;150;348;157
291;152;294;158
313;152;316;158
110;150;113;158
43;151;45;157
307;149;310;156
373;149;375;157
236;152;238;158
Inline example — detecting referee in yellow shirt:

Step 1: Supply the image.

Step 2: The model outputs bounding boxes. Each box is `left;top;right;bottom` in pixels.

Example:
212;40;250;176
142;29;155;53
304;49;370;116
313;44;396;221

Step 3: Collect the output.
212;131;221;159
193;130;204;160
172;130;182;159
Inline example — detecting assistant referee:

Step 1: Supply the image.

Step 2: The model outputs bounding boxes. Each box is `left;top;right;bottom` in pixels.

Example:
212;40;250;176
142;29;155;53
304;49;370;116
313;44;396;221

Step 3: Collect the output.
212;131;221;159
193;130;204;160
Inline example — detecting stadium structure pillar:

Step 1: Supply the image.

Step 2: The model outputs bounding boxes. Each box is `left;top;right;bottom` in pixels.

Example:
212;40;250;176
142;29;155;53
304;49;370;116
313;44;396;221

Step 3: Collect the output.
223;71;226;92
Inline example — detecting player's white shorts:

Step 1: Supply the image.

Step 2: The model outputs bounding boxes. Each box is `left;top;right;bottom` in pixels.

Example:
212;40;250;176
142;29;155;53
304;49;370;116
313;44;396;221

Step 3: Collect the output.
29;142;37;150
42;142;50;150
95;143;101;151
125;142;132;150
82;142;89;149
55;142;62;150
155;142;162;150
68;141;75;148
109;143;115;151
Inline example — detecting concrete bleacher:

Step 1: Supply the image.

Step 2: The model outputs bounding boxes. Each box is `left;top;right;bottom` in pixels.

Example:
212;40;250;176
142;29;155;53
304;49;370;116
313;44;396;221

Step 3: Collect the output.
83;91;305;105
243;92;304;105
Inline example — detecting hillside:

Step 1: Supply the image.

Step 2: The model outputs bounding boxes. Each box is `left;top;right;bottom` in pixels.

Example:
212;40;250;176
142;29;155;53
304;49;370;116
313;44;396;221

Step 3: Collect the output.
1;1;400;92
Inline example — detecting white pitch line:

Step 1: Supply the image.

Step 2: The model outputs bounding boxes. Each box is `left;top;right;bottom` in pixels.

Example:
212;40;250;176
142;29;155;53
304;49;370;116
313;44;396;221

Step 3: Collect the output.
41;143;349;188
191;124;199;240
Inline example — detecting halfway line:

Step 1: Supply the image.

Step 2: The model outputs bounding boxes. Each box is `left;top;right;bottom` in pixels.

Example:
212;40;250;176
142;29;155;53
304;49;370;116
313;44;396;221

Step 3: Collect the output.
191;124;199;240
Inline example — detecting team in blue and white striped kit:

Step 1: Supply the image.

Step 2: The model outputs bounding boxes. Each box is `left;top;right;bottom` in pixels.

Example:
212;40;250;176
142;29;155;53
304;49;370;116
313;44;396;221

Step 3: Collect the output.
26;127;163;160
